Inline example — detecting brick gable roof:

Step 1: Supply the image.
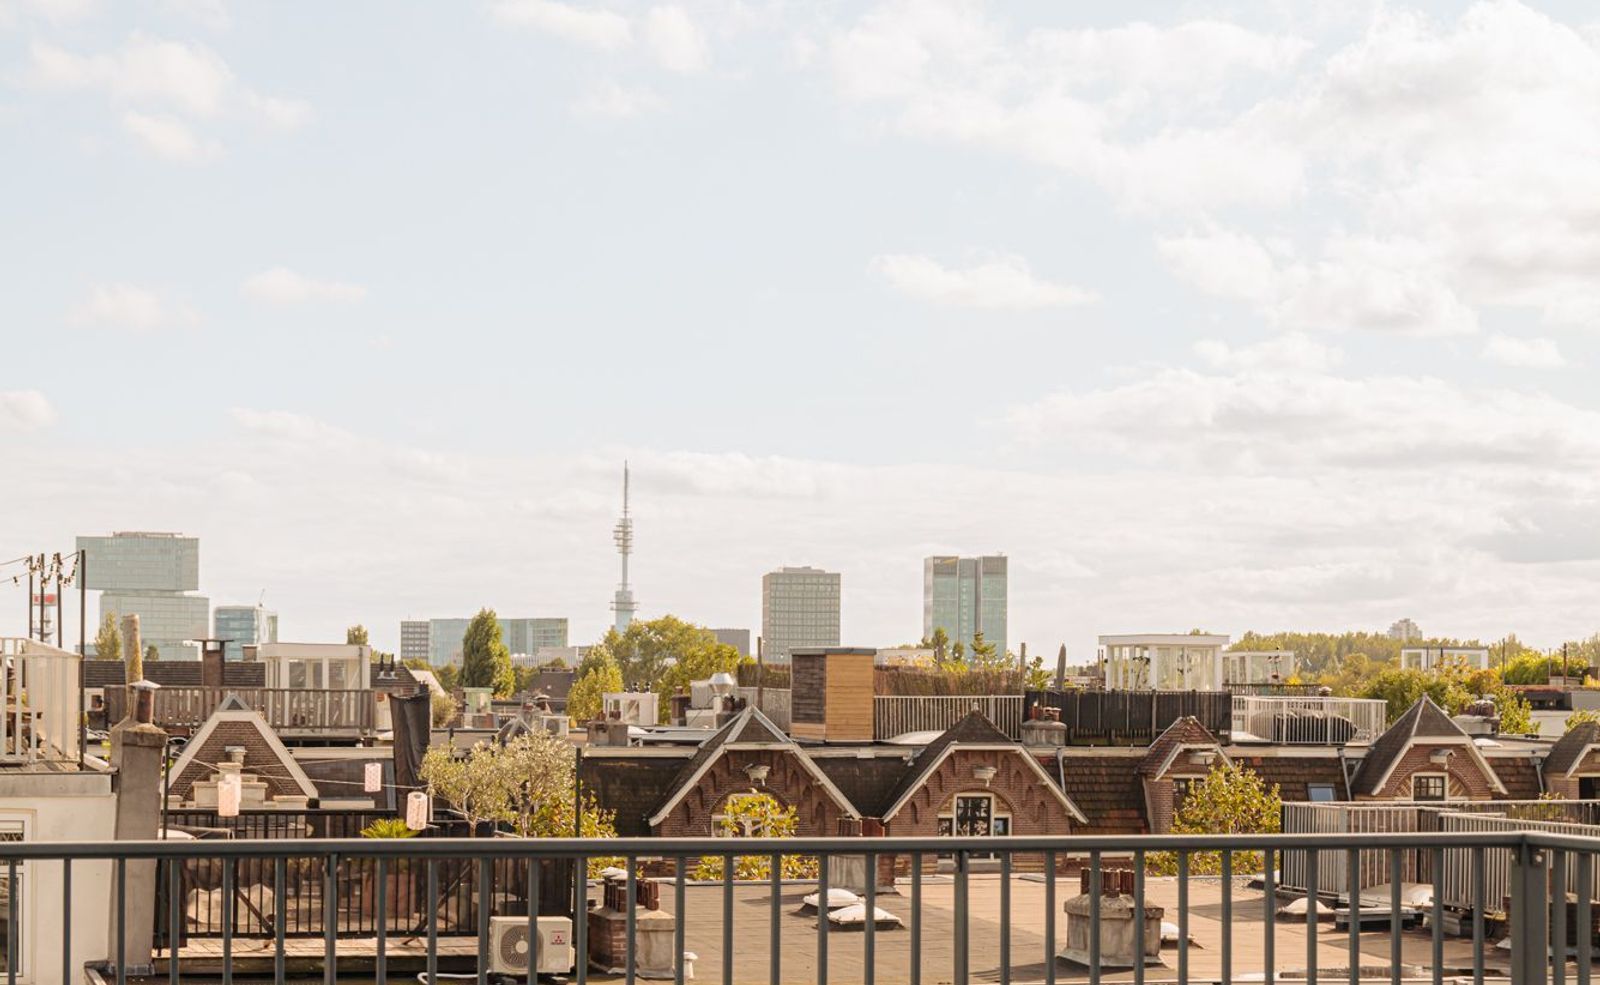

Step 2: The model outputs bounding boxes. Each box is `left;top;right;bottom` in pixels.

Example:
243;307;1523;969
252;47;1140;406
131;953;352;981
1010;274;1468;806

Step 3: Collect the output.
1544;721;1600;779
1138;716;1224;778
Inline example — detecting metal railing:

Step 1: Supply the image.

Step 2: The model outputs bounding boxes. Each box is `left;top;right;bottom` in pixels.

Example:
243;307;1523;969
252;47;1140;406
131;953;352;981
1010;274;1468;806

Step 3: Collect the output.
874;694;1024;739
104;685;376;733
1232;695;1389;744
6;831;1600;985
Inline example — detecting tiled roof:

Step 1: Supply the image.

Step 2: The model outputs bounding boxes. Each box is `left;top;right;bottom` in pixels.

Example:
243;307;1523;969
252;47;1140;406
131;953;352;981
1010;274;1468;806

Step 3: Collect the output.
581;754;690;837
1491;755;1545;800
83;661;128;688
1543;722;1600;778
1349;696;1467;796
1139;716;1222;777
813;755;914;818
1234;753;1349;802
1056;753;1148;835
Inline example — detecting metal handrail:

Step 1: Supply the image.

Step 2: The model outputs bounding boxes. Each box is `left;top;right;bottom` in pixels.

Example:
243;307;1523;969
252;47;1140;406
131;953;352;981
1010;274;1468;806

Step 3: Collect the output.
0;829;1550;860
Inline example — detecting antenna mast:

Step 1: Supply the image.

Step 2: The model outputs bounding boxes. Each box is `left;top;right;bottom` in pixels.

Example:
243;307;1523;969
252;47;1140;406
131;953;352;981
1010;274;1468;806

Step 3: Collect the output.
611;462;637;633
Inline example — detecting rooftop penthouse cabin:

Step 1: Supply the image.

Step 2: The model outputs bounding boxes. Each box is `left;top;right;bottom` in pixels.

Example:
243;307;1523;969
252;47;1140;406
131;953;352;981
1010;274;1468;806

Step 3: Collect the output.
97;640;421;741
1098;633;1229;690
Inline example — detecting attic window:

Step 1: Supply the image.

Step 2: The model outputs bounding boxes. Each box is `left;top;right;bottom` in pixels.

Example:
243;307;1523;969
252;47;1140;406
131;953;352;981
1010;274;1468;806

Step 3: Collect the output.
1307;784;1337;802
1412;774;1447;802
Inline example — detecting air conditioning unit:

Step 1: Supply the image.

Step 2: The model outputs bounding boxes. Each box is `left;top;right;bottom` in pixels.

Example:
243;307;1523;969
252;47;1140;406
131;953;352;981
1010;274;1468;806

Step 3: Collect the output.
490;915;575;976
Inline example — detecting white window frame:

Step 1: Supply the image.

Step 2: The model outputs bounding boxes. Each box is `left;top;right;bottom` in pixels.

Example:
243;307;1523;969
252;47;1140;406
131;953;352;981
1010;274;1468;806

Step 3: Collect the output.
937;792;1012;838
1410;773;1449;802
0;814;30;984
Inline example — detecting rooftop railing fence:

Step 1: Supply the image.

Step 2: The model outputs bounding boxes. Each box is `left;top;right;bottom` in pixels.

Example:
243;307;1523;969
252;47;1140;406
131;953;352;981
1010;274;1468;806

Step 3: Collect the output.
9;830;1595;985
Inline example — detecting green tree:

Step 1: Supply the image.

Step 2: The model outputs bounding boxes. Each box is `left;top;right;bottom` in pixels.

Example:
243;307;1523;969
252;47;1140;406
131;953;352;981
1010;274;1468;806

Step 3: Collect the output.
435;663;460;692
459;608;515;697
93;612;122;661
1151;762;1282;875
1567;709;1600;732
691;792;817;881
346;624;370;646
967;631;1002;667
145;644;159;663
918;627;951;662
587;616;741;720
567;649;623;723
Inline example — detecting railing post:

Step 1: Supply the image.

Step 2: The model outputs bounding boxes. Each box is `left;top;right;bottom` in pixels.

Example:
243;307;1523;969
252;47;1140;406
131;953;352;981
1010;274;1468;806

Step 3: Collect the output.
1512;839;1550;985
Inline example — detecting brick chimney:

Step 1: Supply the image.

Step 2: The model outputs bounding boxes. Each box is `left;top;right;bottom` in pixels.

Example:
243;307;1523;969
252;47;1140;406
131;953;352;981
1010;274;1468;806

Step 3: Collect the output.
199;639;226;687
788;647;876;742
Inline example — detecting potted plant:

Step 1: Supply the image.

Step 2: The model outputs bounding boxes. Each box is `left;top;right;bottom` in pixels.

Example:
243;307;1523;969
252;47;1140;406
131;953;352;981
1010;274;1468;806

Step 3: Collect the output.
360;818;418;922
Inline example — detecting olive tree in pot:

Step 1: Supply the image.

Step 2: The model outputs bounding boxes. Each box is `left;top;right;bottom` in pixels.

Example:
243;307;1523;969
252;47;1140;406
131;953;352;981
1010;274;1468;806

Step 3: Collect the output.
360;817;419;922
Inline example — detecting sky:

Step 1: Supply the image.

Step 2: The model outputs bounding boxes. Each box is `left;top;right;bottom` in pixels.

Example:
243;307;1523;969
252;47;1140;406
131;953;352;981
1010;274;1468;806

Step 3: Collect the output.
2;0;1599;657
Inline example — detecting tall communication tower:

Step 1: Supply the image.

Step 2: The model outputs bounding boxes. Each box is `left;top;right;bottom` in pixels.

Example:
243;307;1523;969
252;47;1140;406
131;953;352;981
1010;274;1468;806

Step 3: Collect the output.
611;462;637;633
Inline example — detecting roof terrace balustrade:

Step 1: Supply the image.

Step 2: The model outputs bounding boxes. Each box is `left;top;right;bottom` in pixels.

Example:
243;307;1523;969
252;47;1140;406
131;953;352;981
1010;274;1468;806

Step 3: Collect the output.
7;828;1589;985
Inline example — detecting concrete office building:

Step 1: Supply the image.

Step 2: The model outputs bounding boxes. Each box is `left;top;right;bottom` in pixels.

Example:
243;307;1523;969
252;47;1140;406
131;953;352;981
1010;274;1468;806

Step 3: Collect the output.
923;554;1008;660
213;605;278;661
711;628;751;657
77;531;209;660
399;620;430;663
423;615;568;666
761;567;840;662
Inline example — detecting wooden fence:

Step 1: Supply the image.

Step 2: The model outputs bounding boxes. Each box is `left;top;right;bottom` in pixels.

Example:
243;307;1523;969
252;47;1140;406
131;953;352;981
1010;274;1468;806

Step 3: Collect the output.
1023;689;1232;745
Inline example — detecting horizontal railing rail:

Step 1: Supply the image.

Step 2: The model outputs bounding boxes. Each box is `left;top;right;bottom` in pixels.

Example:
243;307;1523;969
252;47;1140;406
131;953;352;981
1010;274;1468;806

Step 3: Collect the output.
12;830;1597;985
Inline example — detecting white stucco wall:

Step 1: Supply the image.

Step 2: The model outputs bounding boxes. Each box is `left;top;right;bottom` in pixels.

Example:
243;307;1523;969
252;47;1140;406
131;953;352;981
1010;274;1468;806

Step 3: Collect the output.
0;771;117;985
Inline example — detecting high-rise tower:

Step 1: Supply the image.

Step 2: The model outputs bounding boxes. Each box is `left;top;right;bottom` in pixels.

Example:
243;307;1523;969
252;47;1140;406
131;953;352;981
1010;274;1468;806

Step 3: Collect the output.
611;463;637;633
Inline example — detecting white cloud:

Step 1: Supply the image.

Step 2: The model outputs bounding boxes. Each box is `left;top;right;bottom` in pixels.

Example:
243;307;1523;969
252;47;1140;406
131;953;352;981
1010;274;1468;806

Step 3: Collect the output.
1010;367;1600;472
229;408;353;446
0;391;55;432
66;283;199;330
832;2;1600;333
31;34;233;116
828;5;1311;211
490;0;631;50
644;5;710;74
121;111;220;162
242;91;312;130
27;33;308;157
1483;334;1569;370
870;253;1095;310
1160;230;1479;336
570;81;662;119
241;267;367;305
1193;334;1342;374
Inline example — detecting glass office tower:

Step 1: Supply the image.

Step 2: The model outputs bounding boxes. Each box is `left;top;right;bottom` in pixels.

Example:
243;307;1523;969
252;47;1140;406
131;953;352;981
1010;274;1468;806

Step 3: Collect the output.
922;555;1008;659
77;531;209;660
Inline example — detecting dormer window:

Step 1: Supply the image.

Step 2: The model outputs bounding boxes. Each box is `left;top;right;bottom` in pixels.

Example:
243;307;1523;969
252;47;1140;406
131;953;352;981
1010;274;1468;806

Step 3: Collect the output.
1411;774;1447;802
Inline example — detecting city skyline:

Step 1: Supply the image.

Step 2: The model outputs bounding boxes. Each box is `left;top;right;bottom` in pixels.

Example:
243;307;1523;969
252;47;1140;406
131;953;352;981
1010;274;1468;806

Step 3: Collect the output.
5;2;1600;655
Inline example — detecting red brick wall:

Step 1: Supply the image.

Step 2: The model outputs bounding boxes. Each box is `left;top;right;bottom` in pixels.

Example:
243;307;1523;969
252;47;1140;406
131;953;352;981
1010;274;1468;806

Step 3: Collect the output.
171;720;308;802
888;749;1075;836
1360;744;1498;800
653;748;846;837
